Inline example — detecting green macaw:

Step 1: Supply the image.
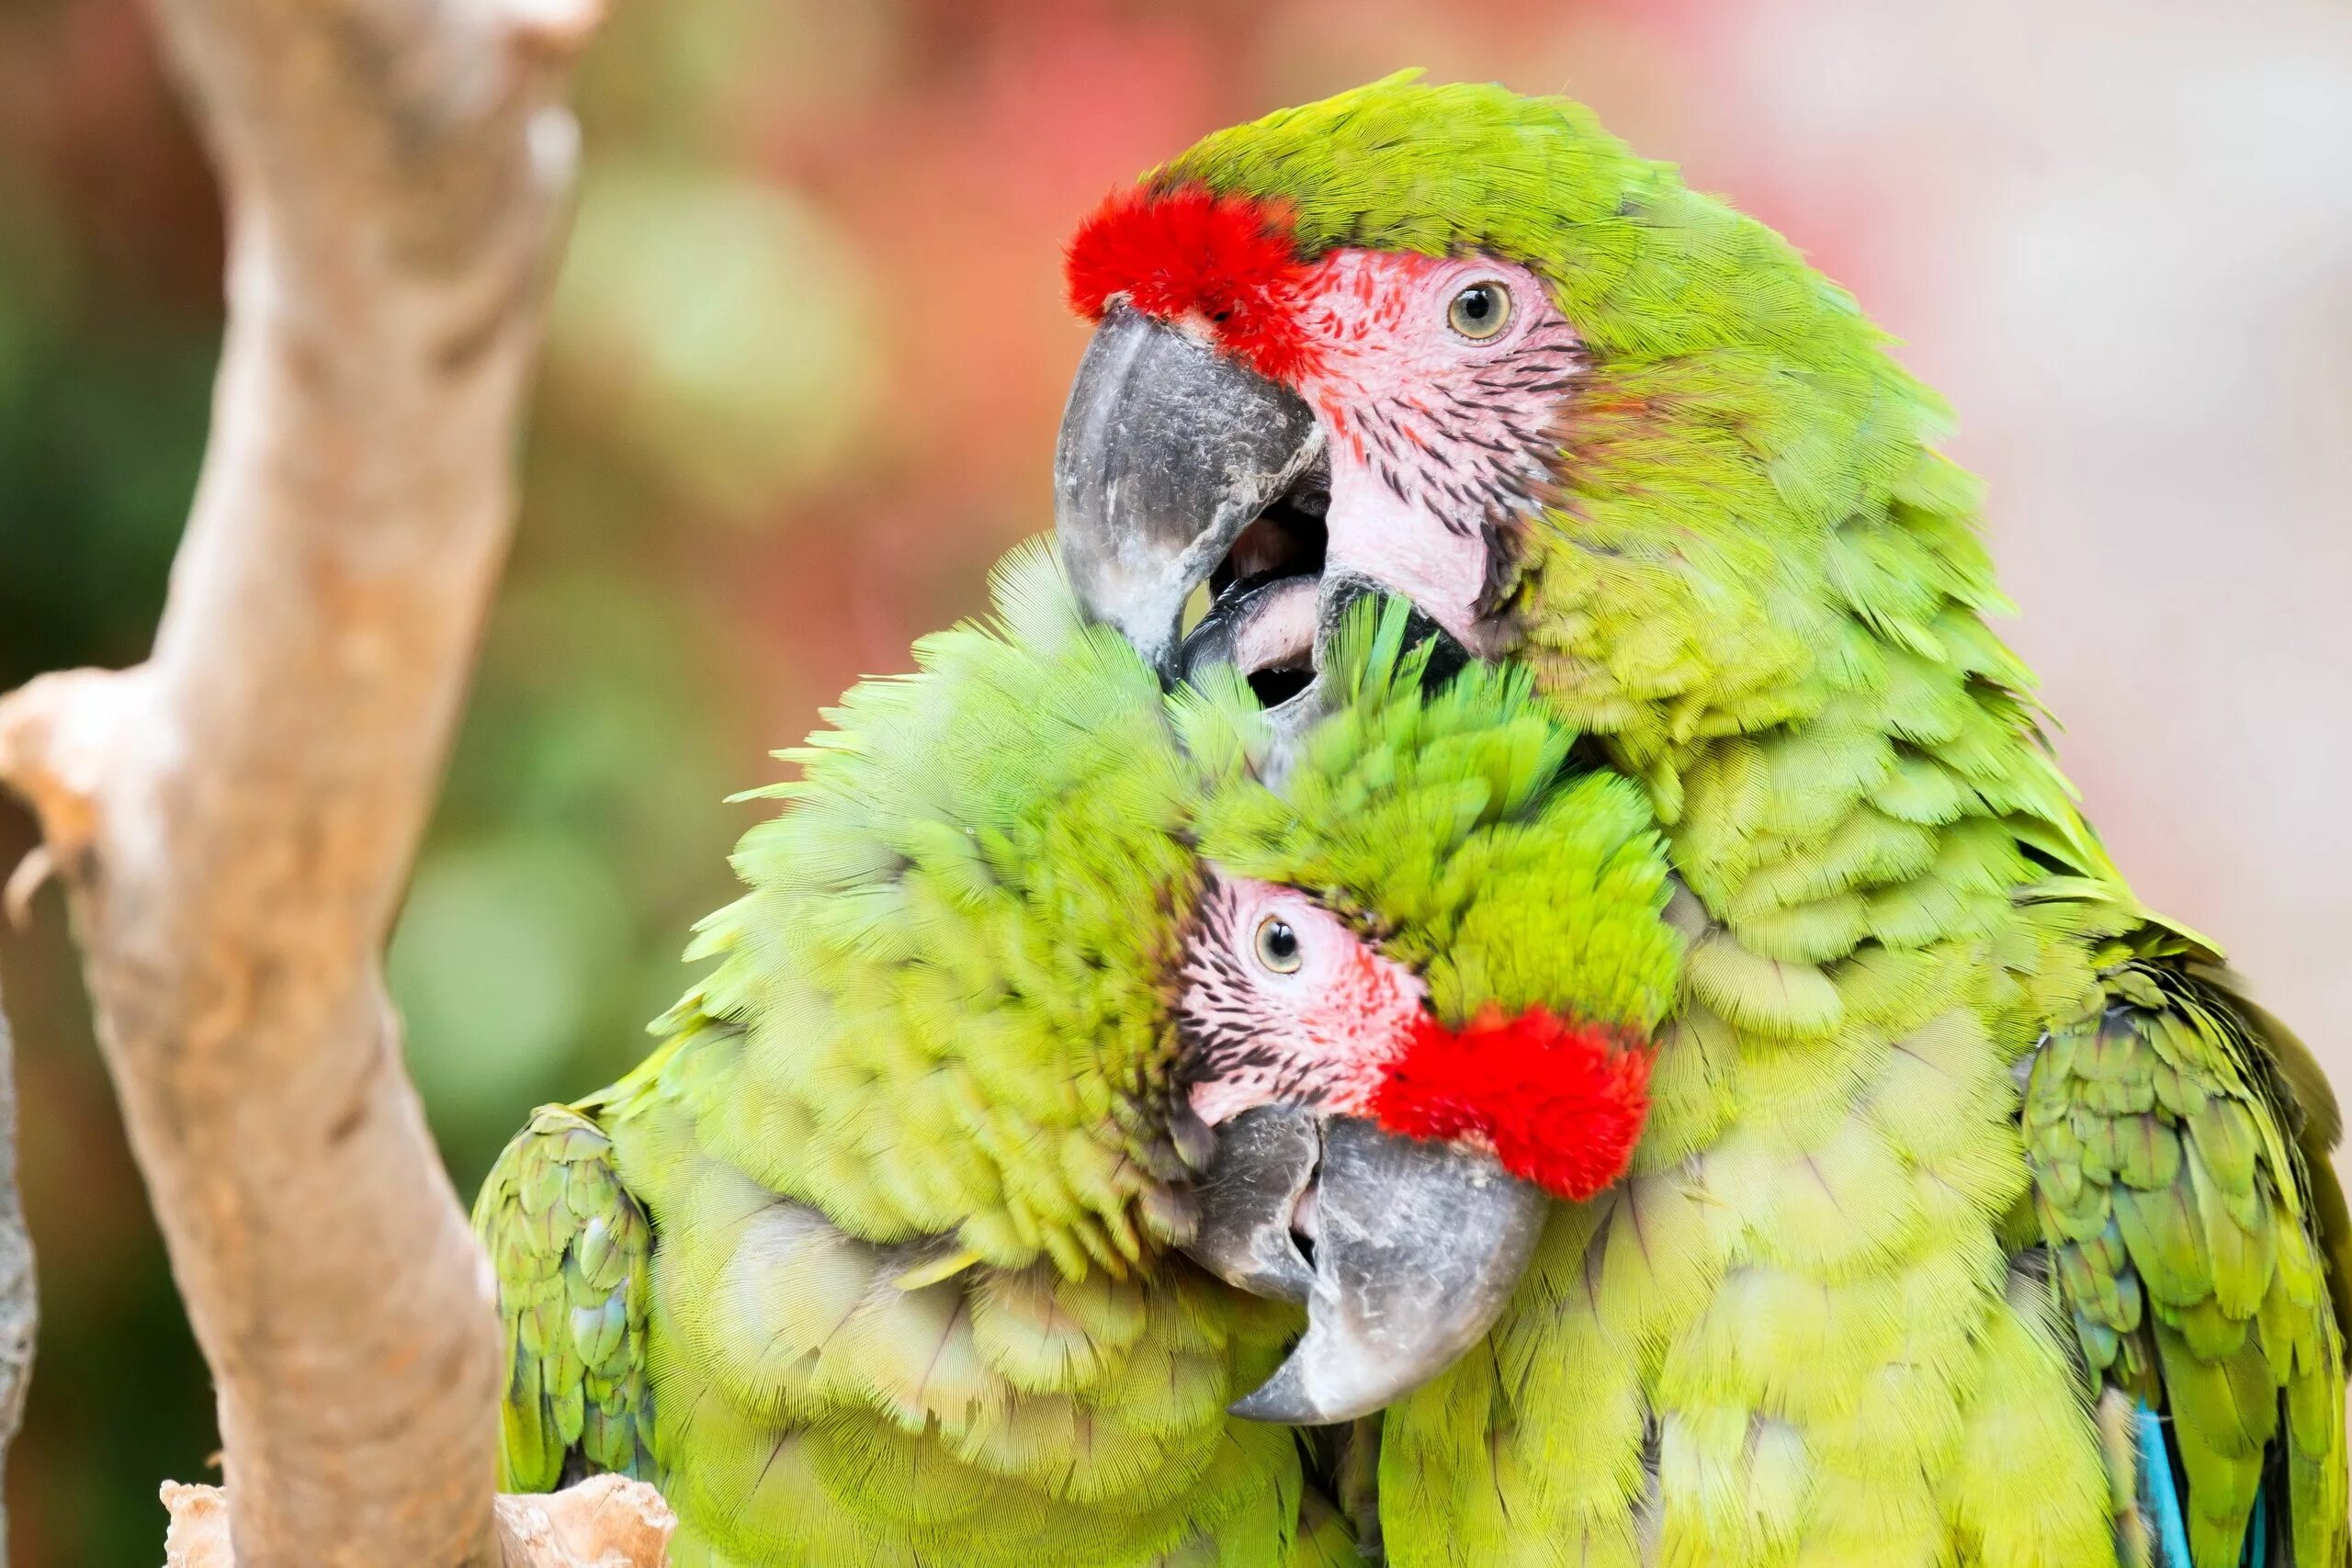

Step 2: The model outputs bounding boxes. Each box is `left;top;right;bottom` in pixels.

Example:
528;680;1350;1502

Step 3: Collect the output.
473;547;1686;1567
1052;72;2350;1568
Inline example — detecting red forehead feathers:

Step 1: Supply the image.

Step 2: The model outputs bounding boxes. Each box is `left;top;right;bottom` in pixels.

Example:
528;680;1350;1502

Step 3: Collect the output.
1373;1007;1652;1201
1064;185;1322;382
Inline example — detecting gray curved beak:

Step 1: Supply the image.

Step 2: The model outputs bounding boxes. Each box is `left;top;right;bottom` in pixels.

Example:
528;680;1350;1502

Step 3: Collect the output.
1054;303;1322;680
1185;1103;1320;1303
1054;305;1477;726
1182;1110;1548;1426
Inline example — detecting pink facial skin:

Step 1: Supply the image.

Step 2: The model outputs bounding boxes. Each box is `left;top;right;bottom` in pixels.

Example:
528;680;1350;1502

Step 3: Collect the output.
1174;872;1657;1205
1176;874;1428;1127
1283;251;1583;652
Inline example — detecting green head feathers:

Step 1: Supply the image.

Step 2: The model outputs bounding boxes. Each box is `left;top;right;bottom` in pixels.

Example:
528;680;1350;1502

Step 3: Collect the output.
1065;73;2028;800
1185;602;1680;1037
658;542;1206;1280
659;542;1679;1280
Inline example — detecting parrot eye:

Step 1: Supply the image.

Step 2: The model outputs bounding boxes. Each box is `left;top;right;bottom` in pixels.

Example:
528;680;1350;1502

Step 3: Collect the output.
1445;281;1513;342
1253;915;1304;975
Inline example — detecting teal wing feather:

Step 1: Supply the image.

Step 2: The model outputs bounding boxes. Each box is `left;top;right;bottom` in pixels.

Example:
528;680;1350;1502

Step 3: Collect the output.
472;1102;655;1491
2026;958;2347;1568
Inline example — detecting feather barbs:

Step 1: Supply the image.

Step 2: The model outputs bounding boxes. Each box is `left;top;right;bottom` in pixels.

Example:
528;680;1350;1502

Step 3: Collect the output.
1064;184;1324;382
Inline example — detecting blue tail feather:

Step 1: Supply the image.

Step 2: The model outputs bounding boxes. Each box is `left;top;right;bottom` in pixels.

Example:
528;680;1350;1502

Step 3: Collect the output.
2137;1401;2269;1568
2137;1404;2194;1568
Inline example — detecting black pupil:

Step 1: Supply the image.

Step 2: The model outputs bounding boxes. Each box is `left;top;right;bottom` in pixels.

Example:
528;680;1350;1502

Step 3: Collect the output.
1458;288;1493;321
1264;921;1297;960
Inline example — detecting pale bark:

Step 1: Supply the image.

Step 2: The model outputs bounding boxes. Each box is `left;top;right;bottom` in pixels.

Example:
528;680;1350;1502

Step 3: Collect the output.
0;0;663;1561
162;1477;676;1568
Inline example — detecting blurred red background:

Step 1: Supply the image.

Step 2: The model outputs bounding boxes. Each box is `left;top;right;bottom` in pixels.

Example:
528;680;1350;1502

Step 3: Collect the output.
1;0;2346;1558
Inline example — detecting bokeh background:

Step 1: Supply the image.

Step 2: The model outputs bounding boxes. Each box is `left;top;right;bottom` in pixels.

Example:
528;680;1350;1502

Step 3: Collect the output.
1;0;2347;1558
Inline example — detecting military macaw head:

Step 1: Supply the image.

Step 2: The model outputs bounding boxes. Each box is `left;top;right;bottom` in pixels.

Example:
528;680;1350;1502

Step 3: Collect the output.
697;544;1676;1423
1167;603;1680;1420
1054;72;1972;773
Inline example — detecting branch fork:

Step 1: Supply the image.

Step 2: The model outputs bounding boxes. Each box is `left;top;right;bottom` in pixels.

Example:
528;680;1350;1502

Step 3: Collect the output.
0;0;674;1562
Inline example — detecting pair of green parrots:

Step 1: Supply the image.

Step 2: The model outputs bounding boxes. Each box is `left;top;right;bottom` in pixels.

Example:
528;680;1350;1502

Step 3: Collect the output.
476;74;2349;1567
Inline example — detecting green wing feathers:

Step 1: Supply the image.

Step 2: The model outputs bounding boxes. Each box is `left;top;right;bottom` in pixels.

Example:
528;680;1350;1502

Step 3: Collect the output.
473;1103;656;1492
2026;960;2347;1568
594;1028;1340;1566
2221;976;2352;1339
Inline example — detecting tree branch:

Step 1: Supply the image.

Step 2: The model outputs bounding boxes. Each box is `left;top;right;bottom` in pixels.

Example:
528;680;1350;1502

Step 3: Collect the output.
0;0;625;1561
162;1476;676;1568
